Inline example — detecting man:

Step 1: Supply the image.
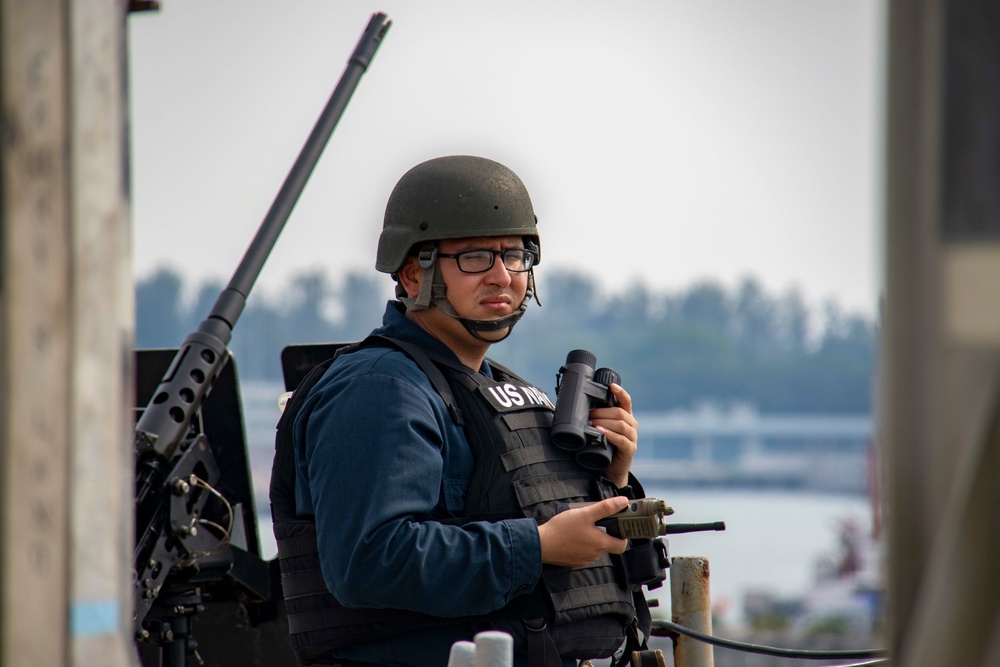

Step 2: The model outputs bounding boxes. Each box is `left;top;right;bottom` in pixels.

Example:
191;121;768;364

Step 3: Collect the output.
271;155;648;667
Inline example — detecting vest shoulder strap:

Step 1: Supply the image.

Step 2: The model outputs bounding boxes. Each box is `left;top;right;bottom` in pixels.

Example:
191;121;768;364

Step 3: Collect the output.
363;335;464;426
483;356;526;384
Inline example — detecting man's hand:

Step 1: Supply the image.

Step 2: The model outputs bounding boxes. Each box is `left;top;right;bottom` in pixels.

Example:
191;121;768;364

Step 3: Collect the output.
591;383;638;488
537;497;629;568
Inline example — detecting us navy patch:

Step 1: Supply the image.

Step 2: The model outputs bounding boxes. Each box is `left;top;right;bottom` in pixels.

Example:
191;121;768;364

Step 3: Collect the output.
478;380;555;413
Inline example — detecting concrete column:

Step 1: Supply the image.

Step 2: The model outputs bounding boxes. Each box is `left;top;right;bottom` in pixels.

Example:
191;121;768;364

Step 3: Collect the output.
66;2;135;666
0;1;134;666
1;3;74;663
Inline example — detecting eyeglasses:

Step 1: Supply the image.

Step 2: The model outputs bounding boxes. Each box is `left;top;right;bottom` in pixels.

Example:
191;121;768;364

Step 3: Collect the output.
437;248;537;274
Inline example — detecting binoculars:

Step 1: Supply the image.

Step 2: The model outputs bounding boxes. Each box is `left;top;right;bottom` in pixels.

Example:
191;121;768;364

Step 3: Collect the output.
551;349;621;470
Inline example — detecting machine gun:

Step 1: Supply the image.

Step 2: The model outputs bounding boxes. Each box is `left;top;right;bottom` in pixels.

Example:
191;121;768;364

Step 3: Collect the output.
132;13;390;666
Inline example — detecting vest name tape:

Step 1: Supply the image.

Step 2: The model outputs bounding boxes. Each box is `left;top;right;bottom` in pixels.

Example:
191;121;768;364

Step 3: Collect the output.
478;380;555;413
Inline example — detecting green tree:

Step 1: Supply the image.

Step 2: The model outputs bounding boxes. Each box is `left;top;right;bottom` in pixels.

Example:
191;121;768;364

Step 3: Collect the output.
136;267;188;348
731;277;779;359
677;280;731;333
284;269;336;344
774;288;810;354
334;271;393;342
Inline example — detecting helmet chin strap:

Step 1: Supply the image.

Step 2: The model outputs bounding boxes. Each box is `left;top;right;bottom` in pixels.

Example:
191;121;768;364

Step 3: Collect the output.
438;298;527;343
396;247;540;343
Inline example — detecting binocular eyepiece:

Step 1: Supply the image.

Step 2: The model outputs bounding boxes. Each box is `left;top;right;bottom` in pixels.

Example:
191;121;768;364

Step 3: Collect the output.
551;349;621;471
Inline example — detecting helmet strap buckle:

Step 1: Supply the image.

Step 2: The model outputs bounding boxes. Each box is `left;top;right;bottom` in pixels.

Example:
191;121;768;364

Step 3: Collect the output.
398;244;440;311
417;244;438;269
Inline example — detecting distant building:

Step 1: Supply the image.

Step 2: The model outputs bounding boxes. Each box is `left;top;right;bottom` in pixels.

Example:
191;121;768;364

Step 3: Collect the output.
632;403;873;494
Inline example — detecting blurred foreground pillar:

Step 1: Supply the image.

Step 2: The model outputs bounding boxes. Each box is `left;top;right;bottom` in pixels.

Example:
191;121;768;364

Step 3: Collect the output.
0;1;134;666
884;0;1000;665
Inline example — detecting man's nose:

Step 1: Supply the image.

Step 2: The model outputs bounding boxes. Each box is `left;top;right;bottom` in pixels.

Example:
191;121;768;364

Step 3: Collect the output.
484;254;513;285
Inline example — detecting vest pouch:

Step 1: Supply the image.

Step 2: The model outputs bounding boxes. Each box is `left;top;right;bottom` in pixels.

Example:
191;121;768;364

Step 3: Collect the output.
620;538;669;591
489;614;634;662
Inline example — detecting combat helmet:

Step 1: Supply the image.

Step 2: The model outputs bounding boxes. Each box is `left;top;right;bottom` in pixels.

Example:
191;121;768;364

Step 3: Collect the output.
376;155;541;341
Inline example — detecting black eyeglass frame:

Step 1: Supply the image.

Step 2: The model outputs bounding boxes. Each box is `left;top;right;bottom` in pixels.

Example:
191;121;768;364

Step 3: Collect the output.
437;248;538;274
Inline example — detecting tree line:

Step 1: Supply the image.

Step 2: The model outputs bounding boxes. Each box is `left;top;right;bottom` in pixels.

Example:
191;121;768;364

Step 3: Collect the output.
136;267;876;414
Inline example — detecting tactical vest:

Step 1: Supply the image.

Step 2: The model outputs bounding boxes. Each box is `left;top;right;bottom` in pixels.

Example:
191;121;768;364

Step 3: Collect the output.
270;336;637;666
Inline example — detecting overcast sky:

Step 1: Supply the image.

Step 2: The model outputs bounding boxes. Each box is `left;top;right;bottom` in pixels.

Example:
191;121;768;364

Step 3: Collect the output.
127;0;884;317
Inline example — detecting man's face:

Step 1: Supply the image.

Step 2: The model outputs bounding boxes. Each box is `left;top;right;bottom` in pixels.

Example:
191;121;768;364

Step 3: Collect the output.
436;235;529;327
400;235;530;347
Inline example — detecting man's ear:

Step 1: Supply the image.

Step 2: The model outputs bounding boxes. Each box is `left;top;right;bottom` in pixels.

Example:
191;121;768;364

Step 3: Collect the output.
397;257;422;298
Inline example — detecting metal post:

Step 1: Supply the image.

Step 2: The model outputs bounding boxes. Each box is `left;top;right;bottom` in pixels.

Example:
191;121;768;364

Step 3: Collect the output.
671;556;714;667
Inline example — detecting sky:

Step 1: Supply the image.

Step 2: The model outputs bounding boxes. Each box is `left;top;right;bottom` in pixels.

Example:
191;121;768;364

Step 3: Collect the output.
127;0;884;318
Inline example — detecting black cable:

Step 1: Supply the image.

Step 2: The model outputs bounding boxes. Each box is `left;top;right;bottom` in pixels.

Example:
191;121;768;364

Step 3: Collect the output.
652;619;888;661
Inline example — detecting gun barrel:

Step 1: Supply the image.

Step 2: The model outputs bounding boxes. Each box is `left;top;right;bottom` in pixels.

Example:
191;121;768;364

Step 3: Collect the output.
134;13;390;463
214;12;391;333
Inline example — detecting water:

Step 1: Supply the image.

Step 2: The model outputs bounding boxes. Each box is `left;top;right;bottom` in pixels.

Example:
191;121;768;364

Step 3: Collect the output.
239;380;874;626
641;487;872;624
